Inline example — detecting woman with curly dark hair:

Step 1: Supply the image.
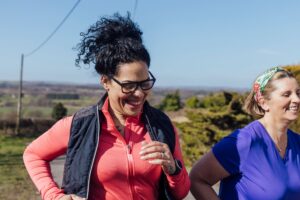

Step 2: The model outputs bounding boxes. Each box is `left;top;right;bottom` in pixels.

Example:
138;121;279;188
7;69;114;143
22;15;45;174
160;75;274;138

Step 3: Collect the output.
23;13;190;200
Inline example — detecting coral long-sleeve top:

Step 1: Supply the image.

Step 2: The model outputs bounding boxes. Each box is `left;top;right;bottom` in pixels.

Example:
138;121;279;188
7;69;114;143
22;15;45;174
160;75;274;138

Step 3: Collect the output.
23;99;190;200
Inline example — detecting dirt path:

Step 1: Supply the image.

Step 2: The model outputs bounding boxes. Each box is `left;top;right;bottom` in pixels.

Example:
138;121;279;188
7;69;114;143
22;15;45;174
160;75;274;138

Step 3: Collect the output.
50;156;65;187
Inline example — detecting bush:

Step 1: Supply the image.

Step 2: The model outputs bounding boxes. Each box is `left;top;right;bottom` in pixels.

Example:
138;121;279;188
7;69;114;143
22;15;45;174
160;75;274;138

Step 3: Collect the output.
185;96;200;108
177;92;253;167
158;90;182;111
52;102;67;120
199;91;233;112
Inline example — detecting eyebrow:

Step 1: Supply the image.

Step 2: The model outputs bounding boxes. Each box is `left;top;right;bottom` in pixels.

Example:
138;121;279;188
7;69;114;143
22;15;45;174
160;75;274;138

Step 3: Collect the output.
118;77;151;83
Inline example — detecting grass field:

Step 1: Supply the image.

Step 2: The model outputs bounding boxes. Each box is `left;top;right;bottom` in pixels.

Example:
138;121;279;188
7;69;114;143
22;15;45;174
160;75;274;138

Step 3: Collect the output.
0;90;98;199
0;135;40;200
0;93;99;121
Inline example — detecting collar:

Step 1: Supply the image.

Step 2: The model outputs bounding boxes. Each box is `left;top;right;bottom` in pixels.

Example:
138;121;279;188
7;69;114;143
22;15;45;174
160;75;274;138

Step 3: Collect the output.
101;97;143;130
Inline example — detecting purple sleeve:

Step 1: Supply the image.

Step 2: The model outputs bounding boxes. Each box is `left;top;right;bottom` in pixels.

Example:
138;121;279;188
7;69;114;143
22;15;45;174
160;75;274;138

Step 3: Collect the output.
212;130;251;175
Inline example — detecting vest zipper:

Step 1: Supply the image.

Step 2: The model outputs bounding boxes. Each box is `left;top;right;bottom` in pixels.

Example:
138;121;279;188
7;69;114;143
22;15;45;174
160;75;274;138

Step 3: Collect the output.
86;105;101;199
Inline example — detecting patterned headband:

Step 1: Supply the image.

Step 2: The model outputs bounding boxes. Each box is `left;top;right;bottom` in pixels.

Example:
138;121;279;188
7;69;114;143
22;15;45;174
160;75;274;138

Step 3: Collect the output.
253;67;285;101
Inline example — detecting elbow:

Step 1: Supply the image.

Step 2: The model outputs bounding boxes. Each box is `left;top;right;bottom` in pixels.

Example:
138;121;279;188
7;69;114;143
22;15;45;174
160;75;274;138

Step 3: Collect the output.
23;145;31;166
23;143;38;167
189;165;200;185
189;170;199;193
189;166;211;195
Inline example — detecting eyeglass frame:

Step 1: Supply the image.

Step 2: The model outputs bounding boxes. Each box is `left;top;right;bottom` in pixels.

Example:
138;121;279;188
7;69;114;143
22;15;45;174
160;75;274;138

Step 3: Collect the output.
108;71;156;94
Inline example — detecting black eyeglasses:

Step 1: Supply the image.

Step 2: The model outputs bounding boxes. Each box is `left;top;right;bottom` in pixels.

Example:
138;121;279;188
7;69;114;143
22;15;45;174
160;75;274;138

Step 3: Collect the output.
109;71;156;94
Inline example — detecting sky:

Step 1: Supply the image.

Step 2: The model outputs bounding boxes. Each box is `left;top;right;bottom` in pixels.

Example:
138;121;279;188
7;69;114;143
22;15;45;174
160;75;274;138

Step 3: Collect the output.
1;0;300;89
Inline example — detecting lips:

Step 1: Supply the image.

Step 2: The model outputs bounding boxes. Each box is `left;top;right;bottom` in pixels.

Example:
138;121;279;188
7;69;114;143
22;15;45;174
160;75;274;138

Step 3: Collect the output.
287;105;299;112
125;99;143;107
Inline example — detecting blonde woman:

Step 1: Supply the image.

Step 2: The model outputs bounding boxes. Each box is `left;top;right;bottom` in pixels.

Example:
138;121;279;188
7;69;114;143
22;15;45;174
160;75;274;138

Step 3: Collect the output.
190;67;300;200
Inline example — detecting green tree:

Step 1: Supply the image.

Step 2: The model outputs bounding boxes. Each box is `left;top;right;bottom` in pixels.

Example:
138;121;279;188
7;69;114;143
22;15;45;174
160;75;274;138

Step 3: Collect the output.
159;90;182;111
199;92;232;112
52;102;67;120
177;92;253;167
185;96;200;108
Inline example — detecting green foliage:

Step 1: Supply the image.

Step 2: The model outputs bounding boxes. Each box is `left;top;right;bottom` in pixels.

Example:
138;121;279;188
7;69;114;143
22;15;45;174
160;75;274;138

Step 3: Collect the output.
199;91;233;112
228;95;244;114
177;119;231;166
177;92;253;166
284;65;300;80
185;96;200;108
52;102;67;120
158;90;182;111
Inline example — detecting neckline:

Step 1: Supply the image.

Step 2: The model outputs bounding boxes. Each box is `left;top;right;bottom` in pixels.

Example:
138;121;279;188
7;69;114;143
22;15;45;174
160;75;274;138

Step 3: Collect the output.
102;97;142;128
255;120;289;160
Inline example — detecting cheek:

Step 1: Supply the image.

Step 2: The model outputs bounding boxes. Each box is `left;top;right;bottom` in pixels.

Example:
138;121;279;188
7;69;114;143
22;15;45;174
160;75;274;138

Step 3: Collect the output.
144;90;151;95
140;90;151;97
108;90;126;102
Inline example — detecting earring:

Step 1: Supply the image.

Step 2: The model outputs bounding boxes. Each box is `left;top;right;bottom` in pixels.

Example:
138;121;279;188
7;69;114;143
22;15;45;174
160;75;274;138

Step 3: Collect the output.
103;83;109;91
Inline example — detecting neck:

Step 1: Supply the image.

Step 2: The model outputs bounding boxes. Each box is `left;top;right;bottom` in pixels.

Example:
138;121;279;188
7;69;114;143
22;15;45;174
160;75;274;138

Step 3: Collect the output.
108;106;126;126
259;116;288;140
259;116;288;155
108;106;126;136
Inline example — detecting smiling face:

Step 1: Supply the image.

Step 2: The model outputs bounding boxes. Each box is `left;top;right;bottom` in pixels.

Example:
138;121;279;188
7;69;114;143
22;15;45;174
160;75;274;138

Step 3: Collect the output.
101;61;152;117
262;77;300;123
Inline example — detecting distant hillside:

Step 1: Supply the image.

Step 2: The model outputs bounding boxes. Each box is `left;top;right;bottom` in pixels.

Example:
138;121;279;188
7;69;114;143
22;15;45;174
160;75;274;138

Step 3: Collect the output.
0;81;100;92
1;64;299;97
0;80;243;104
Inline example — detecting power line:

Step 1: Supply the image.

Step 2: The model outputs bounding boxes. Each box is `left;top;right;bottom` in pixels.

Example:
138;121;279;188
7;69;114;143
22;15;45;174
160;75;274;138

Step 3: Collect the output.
16;0;81;134
25;0;81;57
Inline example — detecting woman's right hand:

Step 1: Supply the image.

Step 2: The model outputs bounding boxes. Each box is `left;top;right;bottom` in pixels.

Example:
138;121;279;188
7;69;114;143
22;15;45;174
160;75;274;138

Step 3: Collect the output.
59;194;85;200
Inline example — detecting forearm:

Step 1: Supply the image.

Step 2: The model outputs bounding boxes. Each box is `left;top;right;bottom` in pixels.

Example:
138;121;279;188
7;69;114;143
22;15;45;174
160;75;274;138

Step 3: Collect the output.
23;147;65;200
23;116;72;199
166;127;191;199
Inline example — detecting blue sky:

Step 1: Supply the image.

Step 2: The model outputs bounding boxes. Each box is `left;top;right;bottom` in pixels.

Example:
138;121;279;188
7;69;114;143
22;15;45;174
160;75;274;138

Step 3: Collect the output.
1;0;300;89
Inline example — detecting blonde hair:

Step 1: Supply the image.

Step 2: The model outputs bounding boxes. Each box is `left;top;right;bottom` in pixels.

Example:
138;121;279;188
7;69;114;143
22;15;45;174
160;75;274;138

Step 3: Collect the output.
243;70;295;118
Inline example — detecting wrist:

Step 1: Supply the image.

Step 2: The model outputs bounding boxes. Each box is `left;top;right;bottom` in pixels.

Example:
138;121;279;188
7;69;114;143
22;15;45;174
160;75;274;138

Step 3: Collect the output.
169;159;182;176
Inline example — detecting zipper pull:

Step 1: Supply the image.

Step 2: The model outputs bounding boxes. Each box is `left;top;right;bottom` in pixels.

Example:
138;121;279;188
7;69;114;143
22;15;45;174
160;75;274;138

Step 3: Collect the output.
127;144;132;154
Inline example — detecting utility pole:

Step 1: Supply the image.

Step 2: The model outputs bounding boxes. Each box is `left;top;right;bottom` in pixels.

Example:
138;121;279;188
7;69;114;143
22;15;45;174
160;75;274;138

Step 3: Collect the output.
16;54;24;135
13;0;80;135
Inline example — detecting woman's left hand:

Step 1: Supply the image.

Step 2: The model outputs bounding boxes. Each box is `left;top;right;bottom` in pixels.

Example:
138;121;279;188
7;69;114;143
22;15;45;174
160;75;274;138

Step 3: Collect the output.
139;141;176;175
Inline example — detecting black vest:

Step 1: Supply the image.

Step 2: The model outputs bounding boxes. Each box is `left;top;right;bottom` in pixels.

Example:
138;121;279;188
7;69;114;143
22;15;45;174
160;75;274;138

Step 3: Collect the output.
62;94;176;199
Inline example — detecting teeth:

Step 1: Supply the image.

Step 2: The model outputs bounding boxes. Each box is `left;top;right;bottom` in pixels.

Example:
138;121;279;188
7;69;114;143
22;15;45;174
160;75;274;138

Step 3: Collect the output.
288;106;298;111
127;101;141;106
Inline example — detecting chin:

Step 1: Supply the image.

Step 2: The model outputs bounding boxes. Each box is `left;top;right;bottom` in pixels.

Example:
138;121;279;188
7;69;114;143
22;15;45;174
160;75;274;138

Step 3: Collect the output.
284;116;299;123
125;109;141;117
126;112;139;117
124;105;143;116
289;117;299;122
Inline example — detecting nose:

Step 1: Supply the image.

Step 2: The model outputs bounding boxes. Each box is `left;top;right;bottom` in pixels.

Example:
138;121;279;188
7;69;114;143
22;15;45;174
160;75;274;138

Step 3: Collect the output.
292;92;300;103
132;86;146;97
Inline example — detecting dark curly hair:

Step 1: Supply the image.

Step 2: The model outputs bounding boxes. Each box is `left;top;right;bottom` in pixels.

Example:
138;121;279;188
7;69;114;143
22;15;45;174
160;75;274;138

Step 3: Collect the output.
75;13;150;76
